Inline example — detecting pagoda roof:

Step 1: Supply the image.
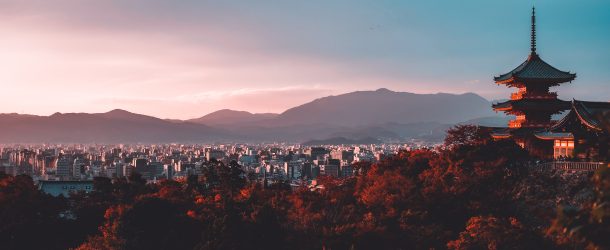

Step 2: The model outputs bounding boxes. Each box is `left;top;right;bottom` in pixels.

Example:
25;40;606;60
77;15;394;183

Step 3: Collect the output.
489;126;546;138
550;100;610;132
494;53;576;84
494;8;576;85
489;127;511;139
492;98;570;112
535;131;573;140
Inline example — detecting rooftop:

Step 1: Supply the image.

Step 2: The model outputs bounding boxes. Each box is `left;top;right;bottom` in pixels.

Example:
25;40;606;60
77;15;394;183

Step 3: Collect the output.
551;100;610;132
492;98;571;112
494;7;576;85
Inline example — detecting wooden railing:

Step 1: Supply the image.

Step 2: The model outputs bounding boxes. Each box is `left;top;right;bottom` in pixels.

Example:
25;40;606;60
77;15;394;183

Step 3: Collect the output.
534;161;606;172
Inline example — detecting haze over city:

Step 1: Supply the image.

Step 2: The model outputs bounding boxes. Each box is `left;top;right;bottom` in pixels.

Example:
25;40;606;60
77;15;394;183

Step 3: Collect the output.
1;0;609;119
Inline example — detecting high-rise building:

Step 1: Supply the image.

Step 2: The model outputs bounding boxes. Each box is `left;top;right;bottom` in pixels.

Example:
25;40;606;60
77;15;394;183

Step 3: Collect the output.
56;158;71;179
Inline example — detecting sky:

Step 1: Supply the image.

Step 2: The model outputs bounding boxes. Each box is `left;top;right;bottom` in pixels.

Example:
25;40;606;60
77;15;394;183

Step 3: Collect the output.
0;0;609;119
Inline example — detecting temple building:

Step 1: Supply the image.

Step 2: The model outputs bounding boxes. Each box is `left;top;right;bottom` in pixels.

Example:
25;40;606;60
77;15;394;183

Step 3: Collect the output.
535;100;610;161
491;8;609;161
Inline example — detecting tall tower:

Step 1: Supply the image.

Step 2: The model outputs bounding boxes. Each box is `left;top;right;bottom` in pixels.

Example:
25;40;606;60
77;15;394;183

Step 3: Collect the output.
492;7;576;156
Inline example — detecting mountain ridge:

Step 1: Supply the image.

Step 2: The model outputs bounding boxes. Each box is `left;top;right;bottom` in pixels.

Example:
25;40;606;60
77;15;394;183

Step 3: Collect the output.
188;109;278;125
0;89;500;143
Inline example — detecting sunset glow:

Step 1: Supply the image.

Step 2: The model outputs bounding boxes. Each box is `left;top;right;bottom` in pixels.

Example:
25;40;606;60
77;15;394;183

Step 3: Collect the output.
1;1;609;119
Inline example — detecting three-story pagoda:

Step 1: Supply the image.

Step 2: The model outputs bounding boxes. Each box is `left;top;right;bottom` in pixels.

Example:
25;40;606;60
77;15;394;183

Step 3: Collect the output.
492;7;576;156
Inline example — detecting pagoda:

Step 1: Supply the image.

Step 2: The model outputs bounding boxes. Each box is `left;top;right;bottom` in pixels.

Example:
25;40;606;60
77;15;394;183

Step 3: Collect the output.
492;7;576;157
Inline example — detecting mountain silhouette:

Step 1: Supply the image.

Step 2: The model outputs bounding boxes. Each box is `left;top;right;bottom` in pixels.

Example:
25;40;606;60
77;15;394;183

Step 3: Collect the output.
0;89;498;143
188;109;278;126
271;88;494;126
0;110;227;143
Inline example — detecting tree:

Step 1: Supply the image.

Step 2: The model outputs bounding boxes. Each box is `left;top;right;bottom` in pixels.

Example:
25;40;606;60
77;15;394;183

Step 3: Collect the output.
0;175;70;250
448;216;551;250
80;197;200;250
548;166;610;249
444;125;493;149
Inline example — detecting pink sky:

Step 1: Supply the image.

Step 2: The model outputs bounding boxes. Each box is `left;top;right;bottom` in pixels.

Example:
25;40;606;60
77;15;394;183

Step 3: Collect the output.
0;1;437;119
1;1;607;119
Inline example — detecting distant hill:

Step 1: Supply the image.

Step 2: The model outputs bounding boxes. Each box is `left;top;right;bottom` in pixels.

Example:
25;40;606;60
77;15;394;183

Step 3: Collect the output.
188;109;278;125
461;116;512;127
194;89;495;128
271;88;495;126
0;110;228;143
0;89;501;143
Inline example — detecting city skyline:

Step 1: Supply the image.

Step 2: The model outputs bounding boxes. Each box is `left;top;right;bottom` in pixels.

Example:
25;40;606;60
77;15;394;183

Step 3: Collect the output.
1;1;609;119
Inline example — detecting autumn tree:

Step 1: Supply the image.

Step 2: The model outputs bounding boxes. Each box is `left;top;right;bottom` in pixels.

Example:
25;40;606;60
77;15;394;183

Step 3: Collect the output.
548;166;610;249
444;124;493;148
0;174;70;250
447;216;551;250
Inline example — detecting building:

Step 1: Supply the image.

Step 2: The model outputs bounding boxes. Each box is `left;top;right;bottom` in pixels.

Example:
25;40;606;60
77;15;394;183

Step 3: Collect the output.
491;7;575;157
283;161;303;180
56;158;71;179
491;8;609;161
73;158;86;180
330;150;354;166
535;100;610;161
205;150;225;161
306;147;328;160
39;180;93;197
320;164;339;177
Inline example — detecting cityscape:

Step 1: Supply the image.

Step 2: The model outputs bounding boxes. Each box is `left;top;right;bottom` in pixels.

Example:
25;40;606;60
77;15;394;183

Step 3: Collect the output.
1;1;609;250
1;143;416;197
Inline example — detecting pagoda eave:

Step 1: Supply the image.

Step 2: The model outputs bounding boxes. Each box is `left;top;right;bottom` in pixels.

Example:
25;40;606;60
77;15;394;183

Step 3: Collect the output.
492;99;571;112
491;133;512;139
492;106;514;112
535;132;574;140
494;76;575;87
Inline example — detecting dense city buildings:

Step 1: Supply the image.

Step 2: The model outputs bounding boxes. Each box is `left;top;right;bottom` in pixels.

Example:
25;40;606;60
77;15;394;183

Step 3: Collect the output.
0;143;424;196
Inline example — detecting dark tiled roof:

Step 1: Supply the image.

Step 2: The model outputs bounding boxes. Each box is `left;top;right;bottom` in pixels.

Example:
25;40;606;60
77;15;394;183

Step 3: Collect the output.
535;131;574;140
489;127;511;139
494;53;576;83
552;100;610;132
492;99;571;111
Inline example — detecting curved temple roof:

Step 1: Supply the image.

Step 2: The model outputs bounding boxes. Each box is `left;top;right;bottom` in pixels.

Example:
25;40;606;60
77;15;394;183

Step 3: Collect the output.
494;7;576;85
550;100;610;132
492;98;571;112
535;131;574;140
494;53;576;84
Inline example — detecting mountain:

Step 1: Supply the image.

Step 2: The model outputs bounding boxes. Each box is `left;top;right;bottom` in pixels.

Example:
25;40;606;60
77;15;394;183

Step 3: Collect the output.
188;109;278;126
461;116;512;127
194;89;494;128
203;89;495;143
0;110;229;143
270;88;495;126
0;89;499;143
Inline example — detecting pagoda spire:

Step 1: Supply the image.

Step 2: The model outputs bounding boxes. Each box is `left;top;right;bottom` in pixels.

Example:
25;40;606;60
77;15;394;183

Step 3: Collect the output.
531;6;536;54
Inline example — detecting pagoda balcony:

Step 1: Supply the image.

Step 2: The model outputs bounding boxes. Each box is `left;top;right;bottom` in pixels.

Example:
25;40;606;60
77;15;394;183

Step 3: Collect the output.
509;120;554;128
509;120;524;128
510;91;558;100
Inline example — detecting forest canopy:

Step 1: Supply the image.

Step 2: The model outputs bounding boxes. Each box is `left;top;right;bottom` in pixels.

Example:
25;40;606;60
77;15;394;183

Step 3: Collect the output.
0;125;607;250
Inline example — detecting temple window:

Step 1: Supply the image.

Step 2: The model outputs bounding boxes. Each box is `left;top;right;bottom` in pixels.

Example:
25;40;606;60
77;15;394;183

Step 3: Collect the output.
554;139;574;159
